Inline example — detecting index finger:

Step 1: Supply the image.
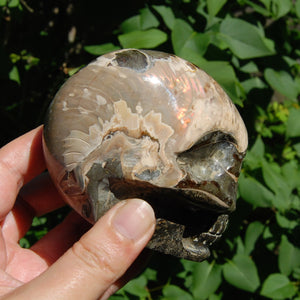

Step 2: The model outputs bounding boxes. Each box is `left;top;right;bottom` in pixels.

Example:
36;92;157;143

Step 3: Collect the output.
0;126;46;220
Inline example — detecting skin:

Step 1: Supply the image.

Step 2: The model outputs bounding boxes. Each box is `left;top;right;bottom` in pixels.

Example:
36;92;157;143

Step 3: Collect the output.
0;126;156;299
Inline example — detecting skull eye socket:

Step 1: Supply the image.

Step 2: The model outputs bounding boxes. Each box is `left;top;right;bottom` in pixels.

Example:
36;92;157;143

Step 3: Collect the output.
182;131;238;152
176;131;244;208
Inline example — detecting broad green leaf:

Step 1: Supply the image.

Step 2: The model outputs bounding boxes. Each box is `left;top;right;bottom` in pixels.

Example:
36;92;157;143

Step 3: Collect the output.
118;29;167;49
244;221;264;255
261;160;291;210
122;275;148;297
140;7;159;30
179;32;210;60
259;0;271;10
8;65;20;85
276;212;299;230
261;160;288;196
286;108;300;137
244;135;265;170
281;160;300;190
120;15;141;33
171;19;193;55
162;285;193;300
208;294;222;300
296;0;300;18
278;235;300;276
239;61;259;73
219;17;275;59
272;0;292;19
235;236;245;255
8;0;19;7
244;0;271;16
263;226;277;251
239;173;274;207
207;0;227;17
223;254;260;292
143;267;157;281
264;68;298;100
109;296;128;300
19;237;30;248
198;60;242;105
84;43;120;55
260;273;297;299
191;261;222;299
153;5;176;30
294;142;300;157
241;77;267;93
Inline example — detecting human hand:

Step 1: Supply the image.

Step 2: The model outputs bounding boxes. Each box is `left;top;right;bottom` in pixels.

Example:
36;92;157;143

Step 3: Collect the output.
0;126;156;299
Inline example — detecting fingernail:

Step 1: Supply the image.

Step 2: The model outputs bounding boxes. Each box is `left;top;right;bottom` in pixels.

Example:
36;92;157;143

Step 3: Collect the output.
112;199;155;241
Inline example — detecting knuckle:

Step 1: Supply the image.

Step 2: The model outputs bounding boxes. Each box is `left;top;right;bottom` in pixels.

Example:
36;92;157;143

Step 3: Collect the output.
71;238;118;283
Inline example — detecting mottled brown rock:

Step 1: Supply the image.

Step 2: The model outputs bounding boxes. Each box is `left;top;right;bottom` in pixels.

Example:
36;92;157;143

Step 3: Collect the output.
43;49;248;262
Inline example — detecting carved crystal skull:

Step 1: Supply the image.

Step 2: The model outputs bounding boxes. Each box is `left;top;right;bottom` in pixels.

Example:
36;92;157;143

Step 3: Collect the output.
43;49;248;262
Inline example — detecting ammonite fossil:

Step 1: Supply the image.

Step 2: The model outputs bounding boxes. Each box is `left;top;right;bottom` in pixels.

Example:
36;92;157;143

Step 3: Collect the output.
43;49;248;262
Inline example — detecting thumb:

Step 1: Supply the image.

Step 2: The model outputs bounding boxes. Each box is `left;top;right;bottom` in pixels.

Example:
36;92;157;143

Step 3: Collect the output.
6;199;155;299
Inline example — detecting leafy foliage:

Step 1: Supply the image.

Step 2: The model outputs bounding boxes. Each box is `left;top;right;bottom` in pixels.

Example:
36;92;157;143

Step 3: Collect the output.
1;0;300;299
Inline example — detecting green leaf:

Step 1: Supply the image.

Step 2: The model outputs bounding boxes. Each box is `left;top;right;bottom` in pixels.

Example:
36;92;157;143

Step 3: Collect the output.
219;17;275;59
178;32;210;60
261;163;290;211
281;160;300;190
260;273;297;299
208;294;222;300
8;65;20;85
122;275;148;297
239;61;259;73
153;5;176;30
294;142;300;157
264;68;298;100
120;15;141;33
244;0;271;16
207;0;227;17
296;0;300;18
272;0;292;19
198;60;241;105
108;296;127;300
241;77;267;93
244;221;264;255
261;160;289;197
239;173;274;207
162;285;193;300
223;254;260;292
140;7;160;30
143;267;157;281
276;212;299;230
278;235;300;276
259;0;271;10
171;19;193;55
8;0;19;8
191;261;222;299
286;108;300;137
118;29;167;49
19;237;30;248
84;43;120;55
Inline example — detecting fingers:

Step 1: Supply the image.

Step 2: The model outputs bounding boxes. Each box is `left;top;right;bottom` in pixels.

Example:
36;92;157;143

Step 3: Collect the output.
2;165;65;244
5;199;155;300
30;211;91;267
19;172;66;217
0;126;45;220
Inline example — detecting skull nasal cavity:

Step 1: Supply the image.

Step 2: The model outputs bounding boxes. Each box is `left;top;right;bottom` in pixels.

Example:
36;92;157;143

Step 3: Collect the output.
114;50;148;72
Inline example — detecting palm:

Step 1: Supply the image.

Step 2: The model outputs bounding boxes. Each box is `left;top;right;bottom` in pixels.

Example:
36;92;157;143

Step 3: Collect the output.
0;127;89;295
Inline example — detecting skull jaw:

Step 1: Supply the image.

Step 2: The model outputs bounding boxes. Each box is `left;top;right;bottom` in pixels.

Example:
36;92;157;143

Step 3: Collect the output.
82;161;234;261
147;214;229;261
